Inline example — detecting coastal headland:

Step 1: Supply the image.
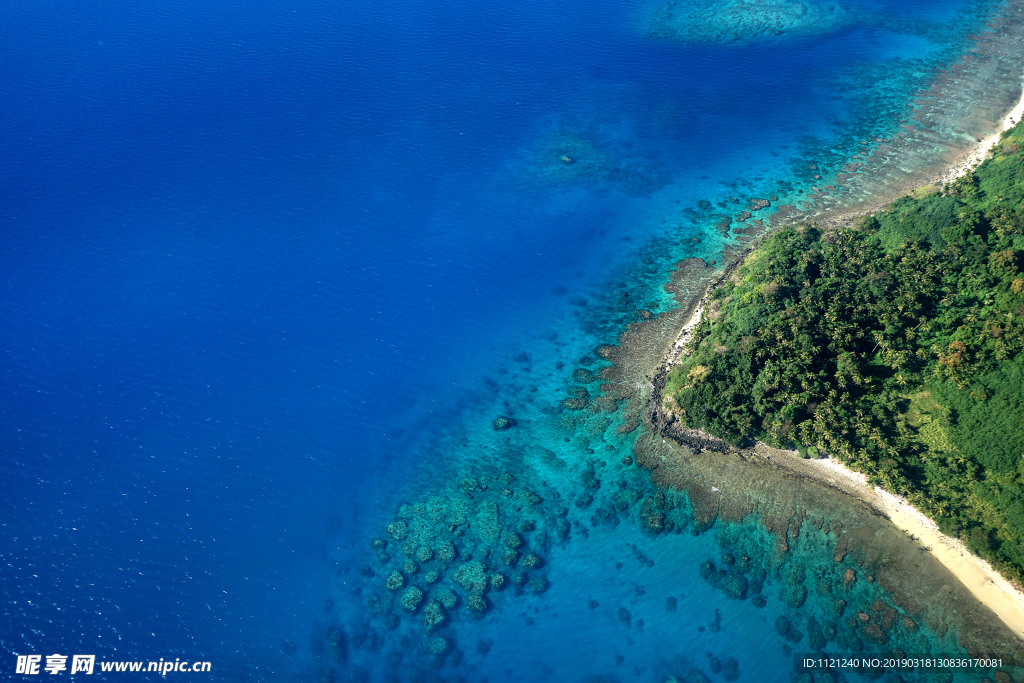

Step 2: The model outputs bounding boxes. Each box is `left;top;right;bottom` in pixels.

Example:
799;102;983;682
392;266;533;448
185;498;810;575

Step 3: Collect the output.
619;79;1024;653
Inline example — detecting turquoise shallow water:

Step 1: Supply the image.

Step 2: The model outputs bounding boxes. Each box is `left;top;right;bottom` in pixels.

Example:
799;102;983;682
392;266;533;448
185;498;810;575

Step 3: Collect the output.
2;0;1024;680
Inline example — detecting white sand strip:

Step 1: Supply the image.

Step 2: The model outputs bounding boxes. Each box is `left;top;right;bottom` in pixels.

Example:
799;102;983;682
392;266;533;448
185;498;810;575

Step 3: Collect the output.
806;457;1024;639
673;303;704;351
970;87;1024;165
941;82;1024;184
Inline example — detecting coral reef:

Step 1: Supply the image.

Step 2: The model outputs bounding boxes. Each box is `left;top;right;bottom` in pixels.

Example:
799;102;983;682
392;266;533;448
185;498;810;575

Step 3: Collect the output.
493;416;517;431
613;487;643;511
568;387;589;399
640;492;674;533
423;599;446;631
572;368;596;383
520;126;671;196
435;540;457;563
453;561;489;593
722;658;739;681
520;490;542;506
385;570;405;592
641;0;855;45
363;463;558;655
438;589;458;610
467;594;488;612
526;576;547;593
424;636;448;656
400;586;424;612
721;574;747;600
783;584;808;608
686;668;711;683
474;502;501;542
426;496;448;523
367;592;391;616
386;521;408;541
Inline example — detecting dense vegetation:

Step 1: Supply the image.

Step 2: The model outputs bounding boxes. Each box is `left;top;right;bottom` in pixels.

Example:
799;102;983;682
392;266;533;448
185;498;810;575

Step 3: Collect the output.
666;125;1024;583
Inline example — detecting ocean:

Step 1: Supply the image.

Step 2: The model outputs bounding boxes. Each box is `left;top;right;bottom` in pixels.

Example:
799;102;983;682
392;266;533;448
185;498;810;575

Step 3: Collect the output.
2;0;1023;680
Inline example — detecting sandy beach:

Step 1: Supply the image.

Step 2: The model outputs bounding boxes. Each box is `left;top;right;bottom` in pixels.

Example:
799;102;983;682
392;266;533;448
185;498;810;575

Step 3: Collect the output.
938;82;1024;185
801;455;1024;640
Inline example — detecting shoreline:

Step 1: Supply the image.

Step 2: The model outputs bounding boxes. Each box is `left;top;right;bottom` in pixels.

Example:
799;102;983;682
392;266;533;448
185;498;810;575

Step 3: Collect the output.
754;448;1024;640
937;81;1024;186
650;83;1024;643
803;456;1024;640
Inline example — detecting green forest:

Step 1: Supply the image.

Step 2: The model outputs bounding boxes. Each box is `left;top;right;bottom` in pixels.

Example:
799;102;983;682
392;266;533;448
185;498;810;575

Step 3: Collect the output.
666;125;1024;583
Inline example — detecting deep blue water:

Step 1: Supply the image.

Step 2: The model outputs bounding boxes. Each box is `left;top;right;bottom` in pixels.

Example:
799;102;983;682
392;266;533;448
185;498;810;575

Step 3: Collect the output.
1;0;1015;680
